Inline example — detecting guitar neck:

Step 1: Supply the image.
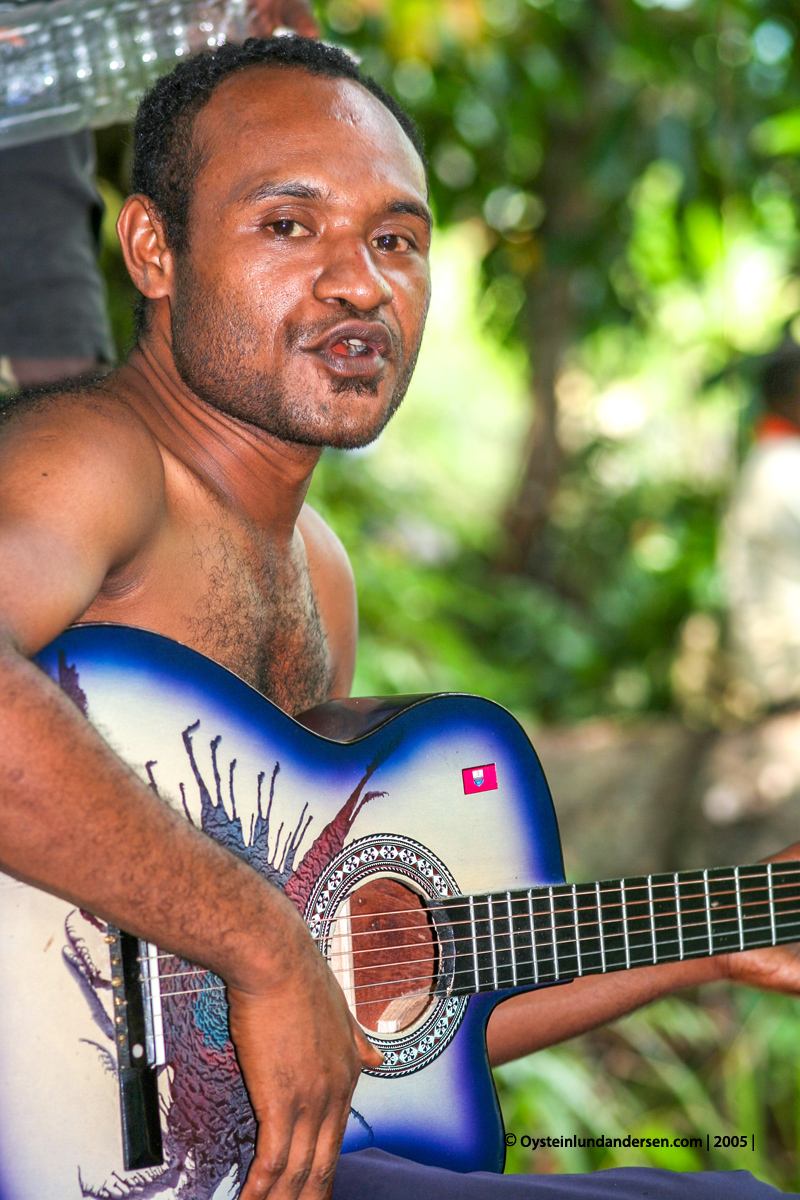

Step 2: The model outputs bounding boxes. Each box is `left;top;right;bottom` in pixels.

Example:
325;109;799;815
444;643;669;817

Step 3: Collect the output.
446;861;800;995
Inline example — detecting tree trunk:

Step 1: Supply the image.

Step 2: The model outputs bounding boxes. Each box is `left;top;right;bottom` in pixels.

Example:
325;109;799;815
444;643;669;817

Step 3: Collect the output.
500;266;570;574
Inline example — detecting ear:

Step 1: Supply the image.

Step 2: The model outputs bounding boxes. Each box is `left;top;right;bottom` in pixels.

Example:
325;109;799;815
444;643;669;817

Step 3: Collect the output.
116;196;174;302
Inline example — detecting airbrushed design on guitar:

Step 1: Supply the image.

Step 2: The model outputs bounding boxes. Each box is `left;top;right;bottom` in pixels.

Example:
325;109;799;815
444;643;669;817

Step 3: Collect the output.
52;652;399;1200
0;623;564;1199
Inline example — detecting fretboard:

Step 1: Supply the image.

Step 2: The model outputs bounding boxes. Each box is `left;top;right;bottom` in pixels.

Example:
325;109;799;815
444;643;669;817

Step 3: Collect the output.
445;861;800;995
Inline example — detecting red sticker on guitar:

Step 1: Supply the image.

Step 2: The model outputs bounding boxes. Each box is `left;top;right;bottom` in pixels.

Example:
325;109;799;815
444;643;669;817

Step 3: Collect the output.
462;763;498;794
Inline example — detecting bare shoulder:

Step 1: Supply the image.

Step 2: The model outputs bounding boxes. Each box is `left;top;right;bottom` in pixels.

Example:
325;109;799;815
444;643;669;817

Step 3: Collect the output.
298;504;357;699
0;381;168;652
0;378;162;465
0;381;166;552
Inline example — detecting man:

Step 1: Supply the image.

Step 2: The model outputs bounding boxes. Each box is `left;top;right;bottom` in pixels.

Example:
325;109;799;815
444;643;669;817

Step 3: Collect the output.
0;36;797;1200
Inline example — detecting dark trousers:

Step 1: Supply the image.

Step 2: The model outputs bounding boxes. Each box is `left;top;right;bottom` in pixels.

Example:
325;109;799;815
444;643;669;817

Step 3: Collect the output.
333;1149;795;1199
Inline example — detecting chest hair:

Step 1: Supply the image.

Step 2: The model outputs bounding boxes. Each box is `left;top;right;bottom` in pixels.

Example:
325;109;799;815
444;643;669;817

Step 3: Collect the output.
186;522;332;714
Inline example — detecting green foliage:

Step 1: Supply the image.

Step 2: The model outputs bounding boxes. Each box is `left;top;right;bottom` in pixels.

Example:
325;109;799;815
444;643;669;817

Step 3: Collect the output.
321;0;800;338
496;988;800;1187
95;126;138;358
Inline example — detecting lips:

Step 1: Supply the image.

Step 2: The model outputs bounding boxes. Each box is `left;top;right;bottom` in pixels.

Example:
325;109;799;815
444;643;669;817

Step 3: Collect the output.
304;321;395;377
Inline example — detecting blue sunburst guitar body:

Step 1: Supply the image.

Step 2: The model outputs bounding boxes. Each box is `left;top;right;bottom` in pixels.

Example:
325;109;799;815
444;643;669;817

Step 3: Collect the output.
3;625;798;1200
0;624;564;1200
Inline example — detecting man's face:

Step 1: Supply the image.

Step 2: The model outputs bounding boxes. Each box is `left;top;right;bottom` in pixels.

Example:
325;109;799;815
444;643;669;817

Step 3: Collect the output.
167;66;432;450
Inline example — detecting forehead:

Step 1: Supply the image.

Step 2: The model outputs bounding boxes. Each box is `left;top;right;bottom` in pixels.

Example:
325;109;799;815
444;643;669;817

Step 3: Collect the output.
191;66;427;206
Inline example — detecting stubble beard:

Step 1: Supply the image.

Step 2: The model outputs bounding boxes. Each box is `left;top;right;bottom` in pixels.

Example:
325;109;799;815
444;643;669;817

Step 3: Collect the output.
170;258;424;450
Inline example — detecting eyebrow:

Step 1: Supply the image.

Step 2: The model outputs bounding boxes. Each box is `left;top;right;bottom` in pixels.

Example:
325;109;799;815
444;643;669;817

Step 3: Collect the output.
237;180;432;230
387;198;433;231
237;180;329;206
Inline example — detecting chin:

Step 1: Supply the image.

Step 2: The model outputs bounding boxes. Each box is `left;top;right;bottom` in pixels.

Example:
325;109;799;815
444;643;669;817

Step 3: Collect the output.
289;414;391;451
292;380;400;449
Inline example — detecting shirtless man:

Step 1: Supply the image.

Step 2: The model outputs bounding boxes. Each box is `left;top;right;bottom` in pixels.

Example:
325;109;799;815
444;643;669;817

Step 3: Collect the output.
0;34;798;1200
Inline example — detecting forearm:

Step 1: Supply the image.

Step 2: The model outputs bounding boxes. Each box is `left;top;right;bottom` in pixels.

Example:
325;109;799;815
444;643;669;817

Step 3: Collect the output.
0;642;306;992
486;956;722;1066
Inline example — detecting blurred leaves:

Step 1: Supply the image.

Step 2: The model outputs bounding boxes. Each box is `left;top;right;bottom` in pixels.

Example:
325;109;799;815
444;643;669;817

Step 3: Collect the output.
496;988;800;1187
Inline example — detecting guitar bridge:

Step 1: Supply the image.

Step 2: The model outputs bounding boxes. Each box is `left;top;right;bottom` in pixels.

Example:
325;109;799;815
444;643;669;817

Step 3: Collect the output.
139;939;166;1068
108;926;164;1171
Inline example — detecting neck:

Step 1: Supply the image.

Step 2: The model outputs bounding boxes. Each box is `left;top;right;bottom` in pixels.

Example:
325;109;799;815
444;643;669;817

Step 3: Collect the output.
116;334;322;537
444;861;800;996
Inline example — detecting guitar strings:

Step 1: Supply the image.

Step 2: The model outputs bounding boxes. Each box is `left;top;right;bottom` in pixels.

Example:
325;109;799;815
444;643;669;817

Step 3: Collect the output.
134;862;800;967
140;899;800;998
138;910;800;1009
136;873;800;988
131;864;800;964
151;897;800;988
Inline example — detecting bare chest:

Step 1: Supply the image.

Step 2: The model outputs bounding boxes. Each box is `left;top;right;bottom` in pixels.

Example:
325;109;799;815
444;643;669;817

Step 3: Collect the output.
83;519;333;715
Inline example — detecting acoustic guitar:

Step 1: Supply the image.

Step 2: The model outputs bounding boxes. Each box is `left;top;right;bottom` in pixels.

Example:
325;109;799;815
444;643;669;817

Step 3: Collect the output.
0;623;796;1200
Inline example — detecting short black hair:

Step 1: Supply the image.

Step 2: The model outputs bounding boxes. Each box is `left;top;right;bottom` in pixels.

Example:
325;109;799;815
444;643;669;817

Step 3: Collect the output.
131;35;425;257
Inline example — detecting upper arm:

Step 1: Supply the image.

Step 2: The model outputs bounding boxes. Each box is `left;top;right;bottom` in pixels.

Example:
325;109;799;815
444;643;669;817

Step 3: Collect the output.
298;504;357;699
0;397;165;655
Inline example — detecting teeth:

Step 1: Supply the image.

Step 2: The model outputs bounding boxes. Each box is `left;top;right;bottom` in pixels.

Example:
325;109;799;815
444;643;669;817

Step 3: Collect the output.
344;338;369;357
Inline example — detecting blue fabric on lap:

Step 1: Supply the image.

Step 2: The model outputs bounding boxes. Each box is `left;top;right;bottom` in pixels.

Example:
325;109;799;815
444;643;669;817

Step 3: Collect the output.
333;1149;795;1199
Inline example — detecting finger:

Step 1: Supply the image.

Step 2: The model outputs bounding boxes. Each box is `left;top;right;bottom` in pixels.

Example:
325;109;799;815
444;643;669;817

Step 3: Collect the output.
250;0;318;37
240;1110;298;1200
726;944;800;993
241;1076;352;1200
279;0;319;36
250;1095;347;1200
297;1102;352;1200
352;1022;383;1070
765;841;800;863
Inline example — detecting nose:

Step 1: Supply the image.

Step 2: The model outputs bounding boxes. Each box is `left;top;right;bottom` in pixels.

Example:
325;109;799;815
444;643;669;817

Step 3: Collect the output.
313;235;393;311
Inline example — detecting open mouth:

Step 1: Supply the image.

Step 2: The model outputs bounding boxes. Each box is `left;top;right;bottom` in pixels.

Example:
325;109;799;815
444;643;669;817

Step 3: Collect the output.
332;337;374;358
304;321;395;378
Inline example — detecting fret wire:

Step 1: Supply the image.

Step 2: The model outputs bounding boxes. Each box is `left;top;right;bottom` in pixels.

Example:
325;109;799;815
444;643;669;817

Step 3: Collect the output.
572;884;583;976
313;889;780;982
734;866;744;951
321;866;800;952
487;894;499;990
621;878;631;970
768;863;777;944
506;891;518;987
647;875;657;965
703;869;713;954
326;875;786;981
674;873;684;960
468;894;480;991
595;881;607;972
549;887;559;979
527;889;539;985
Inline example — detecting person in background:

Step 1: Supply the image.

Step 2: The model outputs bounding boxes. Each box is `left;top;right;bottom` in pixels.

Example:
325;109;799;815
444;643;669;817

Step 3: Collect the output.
722;343;800;711
0;0;316;391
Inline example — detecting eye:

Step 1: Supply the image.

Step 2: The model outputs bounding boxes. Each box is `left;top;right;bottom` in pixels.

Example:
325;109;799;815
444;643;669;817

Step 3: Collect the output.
267;219;310;238
372;233;413;253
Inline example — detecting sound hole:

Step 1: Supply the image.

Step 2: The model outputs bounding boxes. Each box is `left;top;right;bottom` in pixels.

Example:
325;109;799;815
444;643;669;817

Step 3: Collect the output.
328;878;437;1036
